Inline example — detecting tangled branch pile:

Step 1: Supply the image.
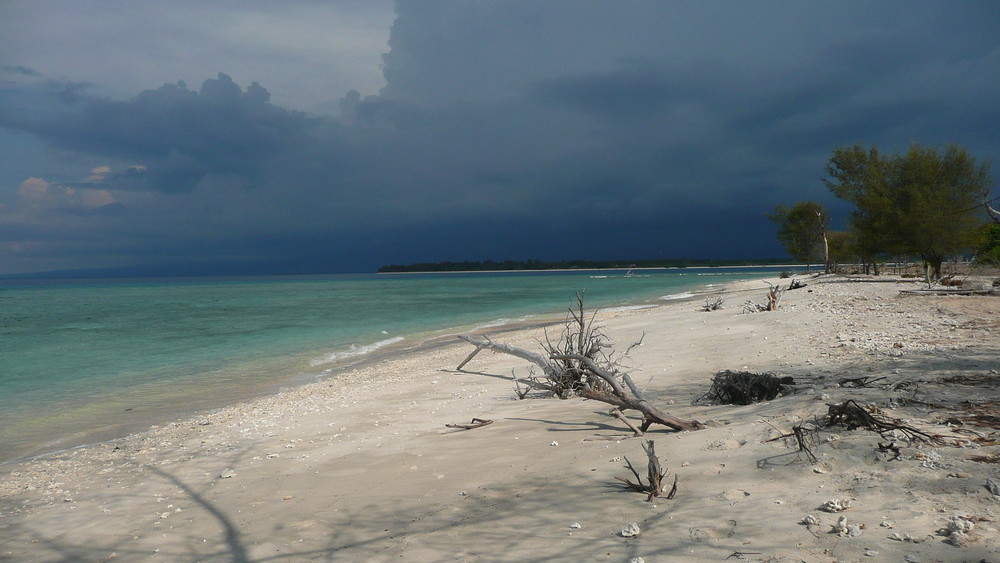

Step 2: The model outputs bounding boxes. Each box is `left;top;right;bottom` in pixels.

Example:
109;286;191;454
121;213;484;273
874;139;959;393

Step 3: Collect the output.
695;370;795;405
826;400;939;444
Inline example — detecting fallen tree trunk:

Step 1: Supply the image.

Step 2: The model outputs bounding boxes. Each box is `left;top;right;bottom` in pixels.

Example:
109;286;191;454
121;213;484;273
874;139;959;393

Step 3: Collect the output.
457;334;704;432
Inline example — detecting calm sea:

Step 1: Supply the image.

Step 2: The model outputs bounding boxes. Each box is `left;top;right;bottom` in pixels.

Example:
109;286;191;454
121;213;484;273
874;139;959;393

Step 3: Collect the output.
0;268;784;462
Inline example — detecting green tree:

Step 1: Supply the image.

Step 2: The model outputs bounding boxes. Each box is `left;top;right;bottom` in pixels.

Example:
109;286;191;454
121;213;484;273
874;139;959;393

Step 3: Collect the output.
767;201;830;272
826;230;854;272
978;223;1000;265
824;143;992;279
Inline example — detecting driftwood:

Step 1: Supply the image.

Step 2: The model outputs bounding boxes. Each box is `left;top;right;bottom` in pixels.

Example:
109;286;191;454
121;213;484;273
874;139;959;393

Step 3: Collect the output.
768;399;942;463
702;296;725;311
616;440;677;501
899;288;998;297
456;294;703;433
608;408;644;437
695;370;795;405
838;375;887;388
763;420;821;463
743;282;786;313
445;418;494;430
767;281;786;309
825;400;939;443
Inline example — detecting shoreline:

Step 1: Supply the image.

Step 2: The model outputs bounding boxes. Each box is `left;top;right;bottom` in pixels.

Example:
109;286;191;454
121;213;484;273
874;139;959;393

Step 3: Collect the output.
3;274;998;561
375;264;809;275
0;275;734;466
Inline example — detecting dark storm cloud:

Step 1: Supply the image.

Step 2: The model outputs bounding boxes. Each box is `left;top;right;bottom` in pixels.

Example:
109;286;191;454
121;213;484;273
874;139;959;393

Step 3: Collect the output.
1;74;321;192
2;65;41;77
1;1;998;275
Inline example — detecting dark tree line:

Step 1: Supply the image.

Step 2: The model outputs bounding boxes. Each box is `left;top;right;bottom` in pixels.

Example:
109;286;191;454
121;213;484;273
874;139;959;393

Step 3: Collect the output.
378;258;790;273
771;143;996;279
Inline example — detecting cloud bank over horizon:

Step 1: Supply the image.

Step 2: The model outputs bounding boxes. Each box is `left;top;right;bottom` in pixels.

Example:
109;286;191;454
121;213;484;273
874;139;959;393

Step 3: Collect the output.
1;1;998;275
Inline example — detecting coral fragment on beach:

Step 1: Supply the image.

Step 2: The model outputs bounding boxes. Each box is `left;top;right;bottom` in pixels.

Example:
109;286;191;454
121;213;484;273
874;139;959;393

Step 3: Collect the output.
620;522;641;537
819;498;852;512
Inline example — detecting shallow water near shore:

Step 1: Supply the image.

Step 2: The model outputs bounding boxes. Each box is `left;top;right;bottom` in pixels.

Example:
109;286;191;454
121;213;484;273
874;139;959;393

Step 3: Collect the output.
0;267;784;462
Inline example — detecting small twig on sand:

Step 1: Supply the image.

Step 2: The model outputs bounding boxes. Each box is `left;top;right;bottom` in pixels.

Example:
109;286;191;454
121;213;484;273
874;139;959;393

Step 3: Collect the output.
607;408;644;437
445;418;494;430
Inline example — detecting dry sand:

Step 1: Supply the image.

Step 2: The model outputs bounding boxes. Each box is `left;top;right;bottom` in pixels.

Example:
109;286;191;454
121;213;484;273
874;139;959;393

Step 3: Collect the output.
2;274;999;562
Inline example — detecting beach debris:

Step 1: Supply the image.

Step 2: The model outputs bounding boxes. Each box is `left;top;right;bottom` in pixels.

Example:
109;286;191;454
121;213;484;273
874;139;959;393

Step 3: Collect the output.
457;293;704;433
694;370;795;405
512;372;534;399
616;440;677;502
831;515;862;537
942;514;976;547
742;281;785;313
569;522;581;529
876;441;902;460
987;476;1000;496
864;548;878;557
702;296;725;311
788;278;807;290
724;552;761;561
629;558;645;563
890;532;927;543
605;407;644;437
970;452;1000;464
819;498;852;512
825;400;939;444
800;514;820;526
445;418;493;430
218;468;237;479
763;420;821;463
620;522;641;537
550;441;559;446
944;513;975;533
837;375;887;388
832;516;848;535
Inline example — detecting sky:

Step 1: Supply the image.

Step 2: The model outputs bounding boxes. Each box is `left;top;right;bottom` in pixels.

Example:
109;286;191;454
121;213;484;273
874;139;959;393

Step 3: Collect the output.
1;1;998;276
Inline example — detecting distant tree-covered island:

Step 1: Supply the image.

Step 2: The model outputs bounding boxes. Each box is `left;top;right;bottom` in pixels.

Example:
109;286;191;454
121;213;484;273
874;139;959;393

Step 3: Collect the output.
377;258;793;273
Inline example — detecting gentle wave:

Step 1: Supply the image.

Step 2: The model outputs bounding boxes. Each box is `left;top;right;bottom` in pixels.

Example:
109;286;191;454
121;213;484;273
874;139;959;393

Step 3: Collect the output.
309;336;405;367
603;304;657;313
474;318;513;330
660;292;696;301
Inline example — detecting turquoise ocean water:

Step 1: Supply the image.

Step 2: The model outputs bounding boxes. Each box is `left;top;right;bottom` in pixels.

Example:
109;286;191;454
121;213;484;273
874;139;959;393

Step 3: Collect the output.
0;268;783;463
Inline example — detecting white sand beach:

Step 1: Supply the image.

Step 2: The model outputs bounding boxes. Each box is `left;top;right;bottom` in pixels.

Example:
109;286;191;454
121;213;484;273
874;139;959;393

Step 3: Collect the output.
2;275;999;562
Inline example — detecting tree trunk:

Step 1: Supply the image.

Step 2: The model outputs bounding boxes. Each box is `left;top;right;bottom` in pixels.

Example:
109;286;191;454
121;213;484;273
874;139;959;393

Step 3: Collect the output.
986;198;1000;224
822;229;830;273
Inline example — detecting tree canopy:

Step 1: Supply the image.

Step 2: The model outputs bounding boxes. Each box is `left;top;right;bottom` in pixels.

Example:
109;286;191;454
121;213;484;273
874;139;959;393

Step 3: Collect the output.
824;143;992;278
767;201;829;271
